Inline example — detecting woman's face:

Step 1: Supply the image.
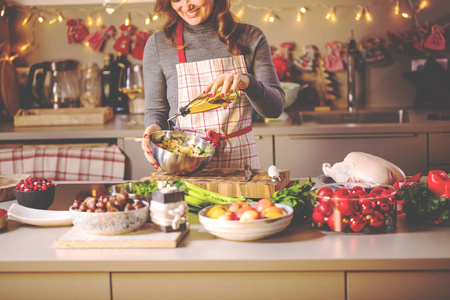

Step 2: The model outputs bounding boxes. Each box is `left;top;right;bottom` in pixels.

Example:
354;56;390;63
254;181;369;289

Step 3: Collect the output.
171;0;214;26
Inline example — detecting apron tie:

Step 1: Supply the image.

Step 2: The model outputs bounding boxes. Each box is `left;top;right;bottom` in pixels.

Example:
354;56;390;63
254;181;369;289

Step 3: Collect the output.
205;125;253;149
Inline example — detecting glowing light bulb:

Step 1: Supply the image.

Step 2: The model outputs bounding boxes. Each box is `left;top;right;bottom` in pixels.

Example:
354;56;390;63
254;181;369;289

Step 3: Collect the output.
296;10;303;23
401;12;411;18
236;6;246;19
145;14;151;25
394;0;400;15
152;14;159;21
96;14;103;26
57;12;64;22
263;12;271;23
418;0;429;11
49;17;58;24
0;6;5;17
365;9;372;22
326;8;337;22
124;13;131;26
87;14;94;26
38;15;45;23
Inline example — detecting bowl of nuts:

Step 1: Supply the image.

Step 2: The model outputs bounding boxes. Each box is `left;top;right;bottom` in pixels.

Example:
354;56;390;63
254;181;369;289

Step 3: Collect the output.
15;177;56;210
69;192;149;235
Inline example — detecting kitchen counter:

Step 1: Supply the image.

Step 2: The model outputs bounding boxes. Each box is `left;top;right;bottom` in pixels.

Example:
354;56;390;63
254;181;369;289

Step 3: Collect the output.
1;182;449;299
0;108;450;141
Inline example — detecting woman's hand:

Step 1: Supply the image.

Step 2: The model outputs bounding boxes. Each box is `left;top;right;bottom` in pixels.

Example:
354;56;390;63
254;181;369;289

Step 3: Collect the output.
141;124;162;169
204;72;250;97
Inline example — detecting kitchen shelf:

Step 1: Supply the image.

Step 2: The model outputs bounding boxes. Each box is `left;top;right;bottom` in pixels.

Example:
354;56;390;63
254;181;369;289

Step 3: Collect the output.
14;0;155;6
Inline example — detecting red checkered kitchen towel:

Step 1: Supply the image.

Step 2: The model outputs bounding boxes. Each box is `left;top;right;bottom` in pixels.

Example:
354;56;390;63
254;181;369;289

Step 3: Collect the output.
0;145;125;181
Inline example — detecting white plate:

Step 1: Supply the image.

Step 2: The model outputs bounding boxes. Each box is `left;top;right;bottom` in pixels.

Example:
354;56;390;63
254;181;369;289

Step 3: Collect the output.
8;203;72;227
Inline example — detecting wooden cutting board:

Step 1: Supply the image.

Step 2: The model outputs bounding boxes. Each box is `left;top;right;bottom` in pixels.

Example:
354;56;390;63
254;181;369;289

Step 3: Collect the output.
147;168;290;199
0;174;30;202
55;223;189;249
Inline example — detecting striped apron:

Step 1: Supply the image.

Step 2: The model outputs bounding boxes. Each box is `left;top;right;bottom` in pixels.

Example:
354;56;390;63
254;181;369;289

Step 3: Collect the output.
174;22;259;168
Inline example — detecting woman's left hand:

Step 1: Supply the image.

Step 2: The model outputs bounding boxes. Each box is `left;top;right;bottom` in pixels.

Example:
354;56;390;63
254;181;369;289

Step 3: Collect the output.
204;72;250;97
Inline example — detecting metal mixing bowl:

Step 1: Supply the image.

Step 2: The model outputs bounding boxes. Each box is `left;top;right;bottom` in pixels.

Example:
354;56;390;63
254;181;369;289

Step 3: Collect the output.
149;130;215;175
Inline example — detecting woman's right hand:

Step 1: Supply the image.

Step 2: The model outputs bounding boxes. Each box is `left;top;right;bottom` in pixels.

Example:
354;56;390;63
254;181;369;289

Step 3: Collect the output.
141;124;162;169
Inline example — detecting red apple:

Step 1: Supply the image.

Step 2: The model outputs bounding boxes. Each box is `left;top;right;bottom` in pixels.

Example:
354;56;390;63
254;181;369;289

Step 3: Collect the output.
351;186;366;194
312;208;327;228
370;187;385;196
317;187;334;202
239;209;261;221
317;201;334;217
217;211;238;221
349;215;367;232
236;206;255;219
336;194;357;216
376;198;391;212
255;198;275;213
361;202;375;215
370;211;385;227
229;201;251;213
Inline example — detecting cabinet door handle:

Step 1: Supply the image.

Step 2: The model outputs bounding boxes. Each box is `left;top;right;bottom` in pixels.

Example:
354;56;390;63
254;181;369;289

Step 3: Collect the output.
287;133;418;140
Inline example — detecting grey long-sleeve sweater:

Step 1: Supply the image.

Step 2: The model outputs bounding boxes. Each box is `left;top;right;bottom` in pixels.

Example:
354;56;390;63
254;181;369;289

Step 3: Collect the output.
143;18;285;130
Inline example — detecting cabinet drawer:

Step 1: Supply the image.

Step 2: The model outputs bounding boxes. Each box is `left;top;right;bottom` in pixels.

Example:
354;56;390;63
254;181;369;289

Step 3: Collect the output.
428;132;450;165
347;271;450;300
112;271;345;300
0;272;110;300
275;133;427;179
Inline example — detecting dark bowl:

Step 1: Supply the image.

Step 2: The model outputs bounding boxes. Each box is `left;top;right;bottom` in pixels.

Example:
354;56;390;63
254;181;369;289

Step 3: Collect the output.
15;186;56;210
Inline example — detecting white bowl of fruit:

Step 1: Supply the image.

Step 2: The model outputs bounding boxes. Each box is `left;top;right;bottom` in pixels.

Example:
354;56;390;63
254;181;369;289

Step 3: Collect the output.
198;199;293;241
311;182;397;234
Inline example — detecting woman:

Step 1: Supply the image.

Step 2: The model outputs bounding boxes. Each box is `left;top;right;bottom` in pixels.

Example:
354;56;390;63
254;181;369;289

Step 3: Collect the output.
141;0;284;170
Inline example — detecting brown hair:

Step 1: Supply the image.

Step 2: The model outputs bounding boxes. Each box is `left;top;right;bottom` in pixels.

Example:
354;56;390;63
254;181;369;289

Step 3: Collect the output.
154;0;241;55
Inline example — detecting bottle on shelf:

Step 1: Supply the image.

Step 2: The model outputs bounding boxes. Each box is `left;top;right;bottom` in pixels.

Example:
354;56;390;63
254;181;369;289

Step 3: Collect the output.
100;54;114;108
111;52;131;114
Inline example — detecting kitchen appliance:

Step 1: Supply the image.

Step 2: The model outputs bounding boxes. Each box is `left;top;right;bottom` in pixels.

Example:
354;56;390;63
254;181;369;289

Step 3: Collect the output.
26;59;81;109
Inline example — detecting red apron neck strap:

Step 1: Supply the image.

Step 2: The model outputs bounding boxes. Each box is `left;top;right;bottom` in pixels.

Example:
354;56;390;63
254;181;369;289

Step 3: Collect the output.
176;21;186;63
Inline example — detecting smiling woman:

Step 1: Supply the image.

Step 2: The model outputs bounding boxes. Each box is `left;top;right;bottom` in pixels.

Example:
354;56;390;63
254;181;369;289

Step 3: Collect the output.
141;0;285;171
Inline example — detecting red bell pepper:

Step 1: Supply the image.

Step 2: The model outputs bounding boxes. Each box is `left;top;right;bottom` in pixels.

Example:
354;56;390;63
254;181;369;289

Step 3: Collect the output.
393;172;422;193
428;170;450;198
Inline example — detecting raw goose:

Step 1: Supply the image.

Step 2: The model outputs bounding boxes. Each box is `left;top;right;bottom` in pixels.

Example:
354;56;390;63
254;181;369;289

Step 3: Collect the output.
322;152;406;185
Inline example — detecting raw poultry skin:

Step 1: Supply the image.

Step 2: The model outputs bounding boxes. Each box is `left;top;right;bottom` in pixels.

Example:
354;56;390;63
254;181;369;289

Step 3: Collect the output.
322;152;406;185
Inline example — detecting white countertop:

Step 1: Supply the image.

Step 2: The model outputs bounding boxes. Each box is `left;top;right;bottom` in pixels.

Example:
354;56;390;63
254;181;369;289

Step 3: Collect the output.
1;183;449;274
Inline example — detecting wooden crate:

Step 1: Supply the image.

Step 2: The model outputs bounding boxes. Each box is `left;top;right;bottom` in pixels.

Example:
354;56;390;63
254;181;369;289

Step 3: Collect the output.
14;106;114;127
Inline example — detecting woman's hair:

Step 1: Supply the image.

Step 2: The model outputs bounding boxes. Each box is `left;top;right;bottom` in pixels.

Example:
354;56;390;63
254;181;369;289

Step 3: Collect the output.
154;0;241;55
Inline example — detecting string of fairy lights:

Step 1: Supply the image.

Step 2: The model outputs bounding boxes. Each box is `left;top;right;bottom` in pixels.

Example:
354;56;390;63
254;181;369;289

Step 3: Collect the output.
0;0;432;61
233;0;430;23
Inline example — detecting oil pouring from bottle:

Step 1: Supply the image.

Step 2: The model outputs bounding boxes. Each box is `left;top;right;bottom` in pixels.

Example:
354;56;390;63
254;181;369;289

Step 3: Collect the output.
167;89;240;129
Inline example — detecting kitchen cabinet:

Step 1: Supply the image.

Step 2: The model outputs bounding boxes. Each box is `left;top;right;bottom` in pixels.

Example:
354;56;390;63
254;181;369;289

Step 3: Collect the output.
118;136;155;180
428;132;450;173
274;133;428;179
111;271;345;300
0;272;110;300
347;271;450;300
254;134;274;169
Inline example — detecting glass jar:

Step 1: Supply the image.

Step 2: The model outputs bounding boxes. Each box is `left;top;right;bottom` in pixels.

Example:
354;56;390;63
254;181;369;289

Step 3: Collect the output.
80;62;102;108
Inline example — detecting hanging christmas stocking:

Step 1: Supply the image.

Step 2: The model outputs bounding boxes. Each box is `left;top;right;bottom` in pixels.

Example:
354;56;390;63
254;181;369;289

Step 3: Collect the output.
324;41;344;72
424;24;446;51
113;24;134;55
293;45;319;72
66;19;89;44
131;30;151;60
363;36;392;68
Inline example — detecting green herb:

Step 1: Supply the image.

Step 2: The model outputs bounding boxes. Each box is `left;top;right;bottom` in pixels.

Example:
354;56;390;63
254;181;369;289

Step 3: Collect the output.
400;183;450;225
270;177;315;224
